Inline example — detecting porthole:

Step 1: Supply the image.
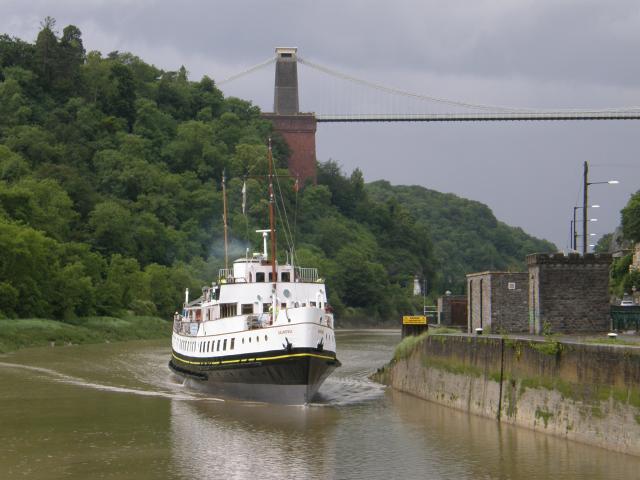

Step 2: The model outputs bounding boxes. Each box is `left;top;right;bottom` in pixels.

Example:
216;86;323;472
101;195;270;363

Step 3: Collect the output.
256;336;259;342
242;338;245;344
249;337;252;343
264;335;267;341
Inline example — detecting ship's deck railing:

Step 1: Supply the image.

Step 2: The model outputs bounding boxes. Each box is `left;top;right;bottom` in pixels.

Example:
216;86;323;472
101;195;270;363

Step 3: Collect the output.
173;314;272;336
173;318;200;336
295;267;319;283
218;268;233;282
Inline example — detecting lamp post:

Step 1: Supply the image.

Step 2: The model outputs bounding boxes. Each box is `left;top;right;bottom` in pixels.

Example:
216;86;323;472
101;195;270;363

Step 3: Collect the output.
582;161;618;254
572;204;599;251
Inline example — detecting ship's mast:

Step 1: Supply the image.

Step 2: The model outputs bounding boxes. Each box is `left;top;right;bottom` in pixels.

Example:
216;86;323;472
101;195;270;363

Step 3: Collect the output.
268;138;277;282
222;170;229;270
267;138;278;317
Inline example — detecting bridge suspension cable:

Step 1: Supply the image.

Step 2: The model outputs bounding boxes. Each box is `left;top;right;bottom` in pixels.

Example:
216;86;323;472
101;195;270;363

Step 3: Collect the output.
215;53;640;121
217;56;276;86
297;56;640;116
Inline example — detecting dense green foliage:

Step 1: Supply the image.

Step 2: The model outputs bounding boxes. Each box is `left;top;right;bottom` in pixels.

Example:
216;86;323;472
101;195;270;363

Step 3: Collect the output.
0;21;287;320
365;181;556;292
622;191;640;244
608;190;640;297
0;21;556;324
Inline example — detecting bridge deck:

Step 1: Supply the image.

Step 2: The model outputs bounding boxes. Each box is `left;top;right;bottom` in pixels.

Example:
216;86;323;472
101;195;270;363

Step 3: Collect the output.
316;112;640;122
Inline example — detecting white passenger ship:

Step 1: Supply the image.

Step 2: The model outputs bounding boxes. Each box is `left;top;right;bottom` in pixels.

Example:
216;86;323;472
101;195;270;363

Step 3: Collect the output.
169;142;340;404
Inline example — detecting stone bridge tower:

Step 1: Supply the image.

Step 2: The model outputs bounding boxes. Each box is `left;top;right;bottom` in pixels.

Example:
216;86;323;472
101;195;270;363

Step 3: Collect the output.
262;47;317;183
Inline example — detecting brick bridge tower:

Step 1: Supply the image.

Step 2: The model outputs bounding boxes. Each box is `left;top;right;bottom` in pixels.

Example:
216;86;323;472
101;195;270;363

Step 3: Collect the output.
262;47;317;183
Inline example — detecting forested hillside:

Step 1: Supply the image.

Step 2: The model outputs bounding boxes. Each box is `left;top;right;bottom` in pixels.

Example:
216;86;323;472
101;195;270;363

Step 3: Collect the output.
0;20;555;324
0;20;435;322
366;181;556;292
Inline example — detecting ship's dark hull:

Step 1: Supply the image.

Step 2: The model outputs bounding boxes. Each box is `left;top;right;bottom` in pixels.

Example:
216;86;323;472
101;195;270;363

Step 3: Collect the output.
169;348;340;404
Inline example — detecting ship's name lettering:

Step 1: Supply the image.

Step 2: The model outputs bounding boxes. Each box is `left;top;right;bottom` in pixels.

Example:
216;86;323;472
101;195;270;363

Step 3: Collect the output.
278;329;293;335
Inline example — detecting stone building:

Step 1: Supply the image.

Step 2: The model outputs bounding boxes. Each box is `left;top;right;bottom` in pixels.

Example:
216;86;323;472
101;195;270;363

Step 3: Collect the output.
437;294;467;329
527;252;612;334
466;272;529;334
631;242;640;272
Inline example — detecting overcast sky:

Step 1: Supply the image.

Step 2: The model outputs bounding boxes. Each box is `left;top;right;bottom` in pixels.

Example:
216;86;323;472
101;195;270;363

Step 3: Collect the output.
2;0;640;250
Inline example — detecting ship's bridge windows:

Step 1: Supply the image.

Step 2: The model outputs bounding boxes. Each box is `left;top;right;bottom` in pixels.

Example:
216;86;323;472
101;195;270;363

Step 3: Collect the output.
310;301;317;307
269;272;274;282
262;303;271;313
281;303;287;309
220;303;237;318
217;339;221;351
281;272;290;282
241;304;253;314
223;339;227;351
230;338;235;350
256;272;265;282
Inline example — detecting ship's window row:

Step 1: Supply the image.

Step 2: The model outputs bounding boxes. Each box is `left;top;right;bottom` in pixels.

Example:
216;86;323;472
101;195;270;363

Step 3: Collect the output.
179;331;298;355
253;271;293;283
214;299;327;319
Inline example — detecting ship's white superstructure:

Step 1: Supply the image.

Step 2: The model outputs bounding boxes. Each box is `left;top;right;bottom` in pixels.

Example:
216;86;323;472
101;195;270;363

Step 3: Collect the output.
169;141;339;403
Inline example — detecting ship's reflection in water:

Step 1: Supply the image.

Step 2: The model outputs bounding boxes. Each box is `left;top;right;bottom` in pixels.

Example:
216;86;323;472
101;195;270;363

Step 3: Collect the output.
170;400;339;479
168;330;391;479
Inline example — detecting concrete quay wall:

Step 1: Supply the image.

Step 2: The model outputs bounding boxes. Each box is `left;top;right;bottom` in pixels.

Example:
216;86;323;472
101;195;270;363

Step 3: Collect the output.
382;334;640;456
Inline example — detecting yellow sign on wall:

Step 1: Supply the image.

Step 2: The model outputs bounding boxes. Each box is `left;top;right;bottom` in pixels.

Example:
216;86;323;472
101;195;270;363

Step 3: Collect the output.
402;315;427;325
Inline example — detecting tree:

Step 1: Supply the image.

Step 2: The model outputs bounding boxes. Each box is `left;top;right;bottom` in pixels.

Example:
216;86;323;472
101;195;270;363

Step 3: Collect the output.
54;25;85;97
33;17;58;90
88;201;135;256
105;63;136;130
622;191;640;243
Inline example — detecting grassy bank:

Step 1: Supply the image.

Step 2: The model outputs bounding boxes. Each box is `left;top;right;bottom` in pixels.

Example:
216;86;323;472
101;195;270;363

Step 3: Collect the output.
0;316;172;353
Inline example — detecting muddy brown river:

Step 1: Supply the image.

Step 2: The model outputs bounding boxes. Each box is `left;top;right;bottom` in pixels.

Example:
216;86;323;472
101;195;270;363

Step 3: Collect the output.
1;330;638;479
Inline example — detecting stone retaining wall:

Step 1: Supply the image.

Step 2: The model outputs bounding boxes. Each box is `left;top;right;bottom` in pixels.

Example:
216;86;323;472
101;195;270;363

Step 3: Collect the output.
381;334;640;456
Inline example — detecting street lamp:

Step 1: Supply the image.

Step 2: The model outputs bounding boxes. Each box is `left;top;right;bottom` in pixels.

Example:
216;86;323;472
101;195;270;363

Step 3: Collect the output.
571;205;600;251
582;161;618;254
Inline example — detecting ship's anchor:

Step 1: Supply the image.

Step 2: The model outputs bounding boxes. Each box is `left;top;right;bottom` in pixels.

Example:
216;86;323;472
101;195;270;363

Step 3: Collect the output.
316;338;324;352
282;337;293;353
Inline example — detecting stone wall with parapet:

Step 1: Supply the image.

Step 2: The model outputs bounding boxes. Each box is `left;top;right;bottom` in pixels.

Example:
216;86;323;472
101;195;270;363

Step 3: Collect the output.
377;334;640;456
527;252;612;334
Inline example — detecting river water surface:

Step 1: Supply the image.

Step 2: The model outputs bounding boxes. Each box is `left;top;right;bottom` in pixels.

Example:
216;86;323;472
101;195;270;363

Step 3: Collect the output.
1;330;639;479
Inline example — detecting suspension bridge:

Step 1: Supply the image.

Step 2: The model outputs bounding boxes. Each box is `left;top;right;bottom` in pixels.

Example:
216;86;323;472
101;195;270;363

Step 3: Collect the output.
217;47;640;180
218;48;640;123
